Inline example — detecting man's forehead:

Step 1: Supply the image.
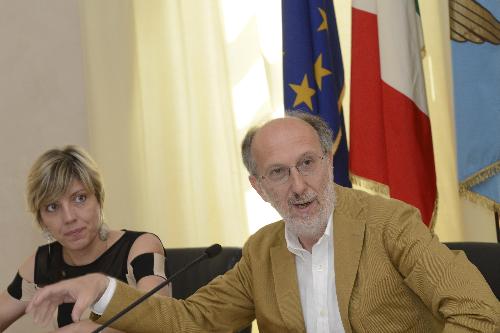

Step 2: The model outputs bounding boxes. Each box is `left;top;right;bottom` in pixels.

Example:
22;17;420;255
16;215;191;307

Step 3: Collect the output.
251;117;321;165
254;117;316;142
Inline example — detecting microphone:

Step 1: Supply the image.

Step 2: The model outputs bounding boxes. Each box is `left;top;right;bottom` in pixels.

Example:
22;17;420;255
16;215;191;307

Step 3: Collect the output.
91;244;222;333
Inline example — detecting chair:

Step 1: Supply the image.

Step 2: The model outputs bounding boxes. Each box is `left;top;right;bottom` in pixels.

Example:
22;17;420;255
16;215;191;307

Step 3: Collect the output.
165;247;251;333
444;242;500;299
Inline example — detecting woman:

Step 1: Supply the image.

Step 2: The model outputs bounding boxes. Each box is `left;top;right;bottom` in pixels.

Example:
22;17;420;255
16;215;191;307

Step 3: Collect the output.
0;146;170;331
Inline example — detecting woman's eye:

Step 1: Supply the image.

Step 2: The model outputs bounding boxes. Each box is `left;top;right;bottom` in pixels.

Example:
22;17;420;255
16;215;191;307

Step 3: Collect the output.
75;194;87;203
46;203;57;212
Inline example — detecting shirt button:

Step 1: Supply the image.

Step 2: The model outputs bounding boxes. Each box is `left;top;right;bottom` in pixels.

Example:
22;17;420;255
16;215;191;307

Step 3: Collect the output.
320;309;326;316
316;264;323;271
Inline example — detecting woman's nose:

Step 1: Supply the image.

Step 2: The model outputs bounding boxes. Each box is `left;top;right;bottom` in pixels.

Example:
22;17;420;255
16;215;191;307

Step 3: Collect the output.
60;203;76;223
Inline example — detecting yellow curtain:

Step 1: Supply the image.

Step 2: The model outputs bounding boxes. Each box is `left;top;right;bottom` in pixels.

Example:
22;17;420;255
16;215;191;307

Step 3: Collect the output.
419;1;465;241
79;0;248;247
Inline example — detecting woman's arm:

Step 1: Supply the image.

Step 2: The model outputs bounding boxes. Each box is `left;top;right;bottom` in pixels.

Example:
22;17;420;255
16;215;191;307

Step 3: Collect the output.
0;291;28;331
127;233;171;296
54;319;124;333
0;254;36;330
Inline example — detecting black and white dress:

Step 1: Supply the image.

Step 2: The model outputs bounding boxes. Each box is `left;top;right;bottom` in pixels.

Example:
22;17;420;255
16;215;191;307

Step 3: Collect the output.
7;230;168;328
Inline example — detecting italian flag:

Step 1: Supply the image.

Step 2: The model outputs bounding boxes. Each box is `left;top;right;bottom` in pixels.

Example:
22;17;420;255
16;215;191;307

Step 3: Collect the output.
349;0;436;225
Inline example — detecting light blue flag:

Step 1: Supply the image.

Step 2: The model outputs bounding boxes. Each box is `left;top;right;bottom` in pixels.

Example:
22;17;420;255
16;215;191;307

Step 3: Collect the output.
450;0;500;211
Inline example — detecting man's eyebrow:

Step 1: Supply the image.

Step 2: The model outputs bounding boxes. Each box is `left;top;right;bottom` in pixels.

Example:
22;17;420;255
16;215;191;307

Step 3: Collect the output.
266;163;286;170
265;152;318;169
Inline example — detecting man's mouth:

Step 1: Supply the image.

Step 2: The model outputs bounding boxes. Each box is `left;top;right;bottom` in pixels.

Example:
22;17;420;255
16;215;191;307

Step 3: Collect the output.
295;201;312;208
291;198;316;210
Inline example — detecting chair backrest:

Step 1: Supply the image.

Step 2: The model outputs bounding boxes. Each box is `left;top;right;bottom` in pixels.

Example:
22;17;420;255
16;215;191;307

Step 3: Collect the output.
165;247;251;333
444;242;500;299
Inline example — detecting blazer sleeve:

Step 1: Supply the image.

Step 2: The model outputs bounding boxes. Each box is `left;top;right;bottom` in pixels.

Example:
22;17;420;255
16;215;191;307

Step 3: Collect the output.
383;203;500;332
95;245;255;333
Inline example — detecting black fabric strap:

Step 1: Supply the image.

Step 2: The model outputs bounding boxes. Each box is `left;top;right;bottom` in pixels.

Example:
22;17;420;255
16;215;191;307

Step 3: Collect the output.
6;272;22;300
130;252;167;282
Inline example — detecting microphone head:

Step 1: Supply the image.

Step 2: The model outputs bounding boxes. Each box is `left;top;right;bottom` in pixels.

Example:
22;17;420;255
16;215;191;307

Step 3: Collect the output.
205;244;222;258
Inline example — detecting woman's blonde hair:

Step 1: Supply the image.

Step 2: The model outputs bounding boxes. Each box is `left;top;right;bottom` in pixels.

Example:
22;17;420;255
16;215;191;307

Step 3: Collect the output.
26;145;105;226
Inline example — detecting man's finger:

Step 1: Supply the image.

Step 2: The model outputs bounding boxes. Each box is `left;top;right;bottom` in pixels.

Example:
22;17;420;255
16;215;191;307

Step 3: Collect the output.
71;296;89;323
31;299;51;326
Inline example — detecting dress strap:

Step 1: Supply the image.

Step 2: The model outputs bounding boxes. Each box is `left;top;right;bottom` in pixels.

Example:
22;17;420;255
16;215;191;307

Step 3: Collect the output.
7;271;38;302
126;252;168;285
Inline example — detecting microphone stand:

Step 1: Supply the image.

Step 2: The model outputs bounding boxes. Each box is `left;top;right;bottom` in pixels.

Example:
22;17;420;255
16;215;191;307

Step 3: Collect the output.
91;244;222;333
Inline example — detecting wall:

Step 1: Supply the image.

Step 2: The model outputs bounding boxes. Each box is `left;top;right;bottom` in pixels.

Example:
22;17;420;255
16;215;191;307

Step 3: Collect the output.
0;1;87;331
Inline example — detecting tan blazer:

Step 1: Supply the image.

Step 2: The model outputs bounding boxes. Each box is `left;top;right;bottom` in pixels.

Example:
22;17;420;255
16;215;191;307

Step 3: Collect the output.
97;185;500;333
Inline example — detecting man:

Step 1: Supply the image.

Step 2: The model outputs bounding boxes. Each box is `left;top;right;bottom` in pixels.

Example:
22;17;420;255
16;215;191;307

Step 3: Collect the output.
28;113;499;332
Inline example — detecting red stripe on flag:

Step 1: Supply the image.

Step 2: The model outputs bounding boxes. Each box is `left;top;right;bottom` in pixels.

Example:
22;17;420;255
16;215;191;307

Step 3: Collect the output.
350;8;388;185
350;7;436;225
380;82;436;224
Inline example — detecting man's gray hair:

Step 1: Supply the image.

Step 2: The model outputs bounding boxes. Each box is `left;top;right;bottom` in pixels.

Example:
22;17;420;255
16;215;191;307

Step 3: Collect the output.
241;111;334;175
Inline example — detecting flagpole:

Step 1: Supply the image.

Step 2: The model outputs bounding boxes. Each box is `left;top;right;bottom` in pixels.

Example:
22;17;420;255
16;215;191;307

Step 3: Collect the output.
495;212;499;243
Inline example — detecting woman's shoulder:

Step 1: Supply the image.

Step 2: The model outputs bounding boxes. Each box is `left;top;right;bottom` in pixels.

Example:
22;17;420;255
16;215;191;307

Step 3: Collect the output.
18;253;36;283
104;229;145;249
120;229;163;244
126;231;165;264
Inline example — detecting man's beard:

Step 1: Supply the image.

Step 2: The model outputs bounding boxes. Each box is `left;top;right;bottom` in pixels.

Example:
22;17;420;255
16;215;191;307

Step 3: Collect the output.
269;174;336;241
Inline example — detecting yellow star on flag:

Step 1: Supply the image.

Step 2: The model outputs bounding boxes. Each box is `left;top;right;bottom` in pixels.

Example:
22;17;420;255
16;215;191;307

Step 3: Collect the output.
289;74;316;110
314;54;332;90
317;8;328;32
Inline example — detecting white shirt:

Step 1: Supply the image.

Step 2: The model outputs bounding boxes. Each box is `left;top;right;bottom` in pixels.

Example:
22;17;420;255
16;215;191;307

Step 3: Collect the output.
285;214;345;333
92;277;116;315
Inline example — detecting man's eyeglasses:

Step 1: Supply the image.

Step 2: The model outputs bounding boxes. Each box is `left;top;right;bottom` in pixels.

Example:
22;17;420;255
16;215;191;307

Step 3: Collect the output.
258;153;326;185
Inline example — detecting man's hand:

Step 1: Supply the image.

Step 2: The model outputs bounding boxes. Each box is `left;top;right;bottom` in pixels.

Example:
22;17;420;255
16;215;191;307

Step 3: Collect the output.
27;273;109;326
42;319;123;333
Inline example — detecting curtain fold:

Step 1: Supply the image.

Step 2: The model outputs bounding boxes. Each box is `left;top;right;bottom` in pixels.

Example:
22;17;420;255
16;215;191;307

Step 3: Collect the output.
79;0;248;247
417;1;464;240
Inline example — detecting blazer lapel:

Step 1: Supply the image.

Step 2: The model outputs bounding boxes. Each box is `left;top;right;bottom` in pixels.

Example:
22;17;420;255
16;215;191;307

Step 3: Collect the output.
333;186;366;332
270;242;305;333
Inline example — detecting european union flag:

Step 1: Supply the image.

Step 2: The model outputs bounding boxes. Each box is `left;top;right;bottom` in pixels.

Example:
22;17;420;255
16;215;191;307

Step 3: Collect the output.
282;0;351;187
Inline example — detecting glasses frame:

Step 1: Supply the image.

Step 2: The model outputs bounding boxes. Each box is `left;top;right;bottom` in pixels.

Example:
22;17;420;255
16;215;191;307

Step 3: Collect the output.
258;152;327;185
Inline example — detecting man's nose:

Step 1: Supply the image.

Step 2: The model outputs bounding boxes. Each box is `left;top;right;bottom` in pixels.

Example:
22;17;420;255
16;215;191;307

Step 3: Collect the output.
289;167;307;195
